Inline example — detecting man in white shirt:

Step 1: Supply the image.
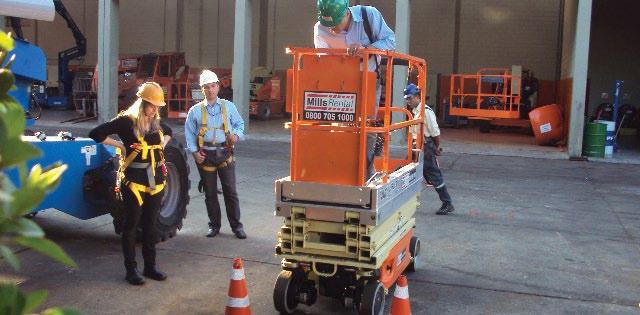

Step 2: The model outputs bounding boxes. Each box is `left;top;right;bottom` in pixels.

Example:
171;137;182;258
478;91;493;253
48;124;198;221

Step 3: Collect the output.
405;84;455;215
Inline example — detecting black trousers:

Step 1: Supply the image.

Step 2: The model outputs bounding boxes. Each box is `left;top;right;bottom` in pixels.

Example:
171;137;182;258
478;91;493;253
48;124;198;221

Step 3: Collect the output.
197;150;242;231
121;184;163;270
423;138;452;204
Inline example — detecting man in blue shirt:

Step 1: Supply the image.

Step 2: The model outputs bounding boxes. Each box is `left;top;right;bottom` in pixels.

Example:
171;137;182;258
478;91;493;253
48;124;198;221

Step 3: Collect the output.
185;70;246;239
314;0;395;182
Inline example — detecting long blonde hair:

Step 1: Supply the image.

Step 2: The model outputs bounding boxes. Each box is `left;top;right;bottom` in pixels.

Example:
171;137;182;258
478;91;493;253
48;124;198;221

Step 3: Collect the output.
119;98;161;138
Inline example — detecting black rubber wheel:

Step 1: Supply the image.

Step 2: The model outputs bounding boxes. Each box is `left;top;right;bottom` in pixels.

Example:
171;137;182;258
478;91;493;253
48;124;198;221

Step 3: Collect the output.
478;120;491;133
154;139;190;241
406;236;421;273
257;103;271;120
27;92;42;120
273;269;304;314
110;139;190;242
358;280;385;315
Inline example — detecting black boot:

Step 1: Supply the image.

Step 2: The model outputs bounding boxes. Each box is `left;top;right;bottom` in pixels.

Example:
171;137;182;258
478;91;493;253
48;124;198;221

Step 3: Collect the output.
436;202;455;215
143;264;167;281
206;222;219;238
125;267;145;285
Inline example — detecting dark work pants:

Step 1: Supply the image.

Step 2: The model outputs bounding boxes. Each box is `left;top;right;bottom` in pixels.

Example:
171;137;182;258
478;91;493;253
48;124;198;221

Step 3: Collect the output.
197;150;242;231
423;138;452;204
121;185;163;270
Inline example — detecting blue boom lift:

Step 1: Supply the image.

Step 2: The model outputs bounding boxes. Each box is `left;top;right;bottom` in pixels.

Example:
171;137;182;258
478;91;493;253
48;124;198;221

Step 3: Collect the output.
3;2;191;240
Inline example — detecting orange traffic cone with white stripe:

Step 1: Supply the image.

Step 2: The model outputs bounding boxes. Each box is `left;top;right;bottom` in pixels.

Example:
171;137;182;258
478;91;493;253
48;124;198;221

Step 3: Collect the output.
390;275;411;315
225;258;251;315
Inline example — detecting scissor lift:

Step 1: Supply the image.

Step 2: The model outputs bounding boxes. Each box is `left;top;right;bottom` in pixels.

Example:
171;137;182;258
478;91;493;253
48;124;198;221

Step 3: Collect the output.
273;47;426;314
449;67;527;132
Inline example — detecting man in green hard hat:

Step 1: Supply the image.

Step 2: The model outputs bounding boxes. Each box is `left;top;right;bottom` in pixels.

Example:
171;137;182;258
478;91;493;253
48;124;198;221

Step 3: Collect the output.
314;0;396;182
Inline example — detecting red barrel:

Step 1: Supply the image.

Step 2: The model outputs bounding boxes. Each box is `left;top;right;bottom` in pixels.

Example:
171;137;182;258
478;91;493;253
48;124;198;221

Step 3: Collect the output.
528;104;563;145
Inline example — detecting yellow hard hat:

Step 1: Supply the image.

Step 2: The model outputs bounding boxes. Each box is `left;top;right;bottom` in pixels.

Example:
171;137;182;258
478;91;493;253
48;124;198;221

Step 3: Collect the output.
136;82;165;106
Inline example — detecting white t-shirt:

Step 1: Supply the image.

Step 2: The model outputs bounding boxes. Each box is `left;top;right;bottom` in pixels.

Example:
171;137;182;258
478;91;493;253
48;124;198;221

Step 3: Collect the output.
412;103;440;138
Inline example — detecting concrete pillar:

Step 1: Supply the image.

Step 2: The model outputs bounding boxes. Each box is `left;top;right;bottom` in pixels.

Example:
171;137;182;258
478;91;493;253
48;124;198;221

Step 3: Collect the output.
97;0;118;123
568;0;592;157
232;0;251;127
392;0;410;143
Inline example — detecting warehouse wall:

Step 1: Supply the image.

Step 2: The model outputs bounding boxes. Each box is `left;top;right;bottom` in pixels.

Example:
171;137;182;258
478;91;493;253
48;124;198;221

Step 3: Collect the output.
587;0;640;115
8;0;564;90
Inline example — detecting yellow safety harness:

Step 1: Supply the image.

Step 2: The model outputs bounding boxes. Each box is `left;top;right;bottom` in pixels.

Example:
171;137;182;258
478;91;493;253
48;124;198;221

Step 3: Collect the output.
115;130;167;206
196;99;234;172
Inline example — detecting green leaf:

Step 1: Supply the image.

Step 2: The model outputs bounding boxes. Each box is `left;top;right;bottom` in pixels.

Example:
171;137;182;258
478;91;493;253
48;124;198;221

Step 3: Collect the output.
28;163;67;189
0;245;20;270
42;307;83;315
0;138;41;169
13;237;77;269
0;95;24;139
9;183;45;217
16;217;45;237
0;283;26;315
0;31;15;52
24;289;48;313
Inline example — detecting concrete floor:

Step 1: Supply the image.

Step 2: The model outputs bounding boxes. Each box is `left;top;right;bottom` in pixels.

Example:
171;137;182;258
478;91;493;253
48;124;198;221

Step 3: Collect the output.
3;109;640;314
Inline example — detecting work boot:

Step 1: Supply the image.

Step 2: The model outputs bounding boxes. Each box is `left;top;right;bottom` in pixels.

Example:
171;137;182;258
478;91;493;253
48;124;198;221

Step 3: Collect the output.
206;223;219;238
125;268;145;285
436;203;455;215
143;265;167;281
233;228;247;239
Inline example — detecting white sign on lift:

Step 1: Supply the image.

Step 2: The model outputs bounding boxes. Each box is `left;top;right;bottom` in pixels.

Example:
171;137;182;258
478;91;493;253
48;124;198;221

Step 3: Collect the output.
303;91;356;122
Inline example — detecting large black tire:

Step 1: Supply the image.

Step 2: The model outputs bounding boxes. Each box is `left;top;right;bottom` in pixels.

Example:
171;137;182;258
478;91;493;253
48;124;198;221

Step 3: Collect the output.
358;279;386;315
406;236;421;273
154;139;190;241
110;139;190;242
257;103;271;120
273;269;304;314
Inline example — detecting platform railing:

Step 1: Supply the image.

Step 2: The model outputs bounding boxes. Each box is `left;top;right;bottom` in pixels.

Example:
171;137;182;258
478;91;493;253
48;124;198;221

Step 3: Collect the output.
286;47;427;186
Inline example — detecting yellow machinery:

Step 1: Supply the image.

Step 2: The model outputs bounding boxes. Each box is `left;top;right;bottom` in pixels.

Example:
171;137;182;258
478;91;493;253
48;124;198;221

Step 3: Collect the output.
273;47;427;314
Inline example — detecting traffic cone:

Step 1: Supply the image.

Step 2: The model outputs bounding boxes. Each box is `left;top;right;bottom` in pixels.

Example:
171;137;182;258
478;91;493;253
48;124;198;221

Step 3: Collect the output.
225;258;251;315
390;275;411;315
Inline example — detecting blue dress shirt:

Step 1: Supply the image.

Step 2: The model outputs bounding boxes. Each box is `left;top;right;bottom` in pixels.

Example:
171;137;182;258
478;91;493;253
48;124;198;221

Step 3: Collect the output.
184;97;245;153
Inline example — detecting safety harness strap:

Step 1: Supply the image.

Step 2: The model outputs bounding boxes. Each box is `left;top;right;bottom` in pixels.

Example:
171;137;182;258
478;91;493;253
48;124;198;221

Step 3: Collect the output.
197;155;234;173
124;180;166;206
115;129;167;205
197;99;229;149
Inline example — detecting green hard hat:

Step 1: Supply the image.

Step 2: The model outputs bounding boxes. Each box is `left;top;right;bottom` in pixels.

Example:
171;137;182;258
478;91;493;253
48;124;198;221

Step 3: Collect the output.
317;0;348;27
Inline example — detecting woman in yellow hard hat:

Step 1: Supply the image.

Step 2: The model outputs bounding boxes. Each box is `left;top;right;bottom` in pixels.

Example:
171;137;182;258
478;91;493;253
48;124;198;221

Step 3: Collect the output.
89;82;172;285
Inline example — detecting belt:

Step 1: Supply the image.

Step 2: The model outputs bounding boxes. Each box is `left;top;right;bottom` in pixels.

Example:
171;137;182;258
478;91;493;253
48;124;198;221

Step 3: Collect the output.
128;162;158;189
201;141;226;151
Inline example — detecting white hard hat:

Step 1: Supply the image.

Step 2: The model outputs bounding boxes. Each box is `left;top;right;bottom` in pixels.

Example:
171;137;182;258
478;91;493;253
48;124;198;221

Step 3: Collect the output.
199;69;219;86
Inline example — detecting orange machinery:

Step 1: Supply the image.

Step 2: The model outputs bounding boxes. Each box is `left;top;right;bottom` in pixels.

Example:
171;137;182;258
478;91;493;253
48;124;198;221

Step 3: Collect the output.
248;68;285;120
449;67;527;132
273;47;425;314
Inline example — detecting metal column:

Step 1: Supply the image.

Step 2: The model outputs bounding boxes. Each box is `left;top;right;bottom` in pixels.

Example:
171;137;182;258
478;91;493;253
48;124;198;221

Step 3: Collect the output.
392;0;410;143
97;0;119;123
232;0;252;126
568;0;593;158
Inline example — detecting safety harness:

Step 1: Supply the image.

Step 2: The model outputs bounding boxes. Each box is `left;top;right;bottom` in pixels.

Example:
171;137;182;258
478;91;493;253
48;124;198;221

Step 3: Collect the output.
196;99;234;173
114;130;167;206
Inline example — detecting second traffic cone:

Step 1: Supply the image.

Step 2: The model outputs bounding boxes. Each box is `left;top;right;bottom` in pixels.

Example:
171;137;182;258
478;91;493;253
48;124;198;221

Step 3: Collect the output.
225;258;251;315
390;275;411;315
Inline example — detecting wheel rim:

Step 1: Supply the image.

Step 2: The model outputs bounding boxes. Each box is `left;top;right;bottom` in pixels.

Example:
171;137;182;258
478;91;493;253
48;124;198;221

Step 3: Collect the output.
159;162;180;219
